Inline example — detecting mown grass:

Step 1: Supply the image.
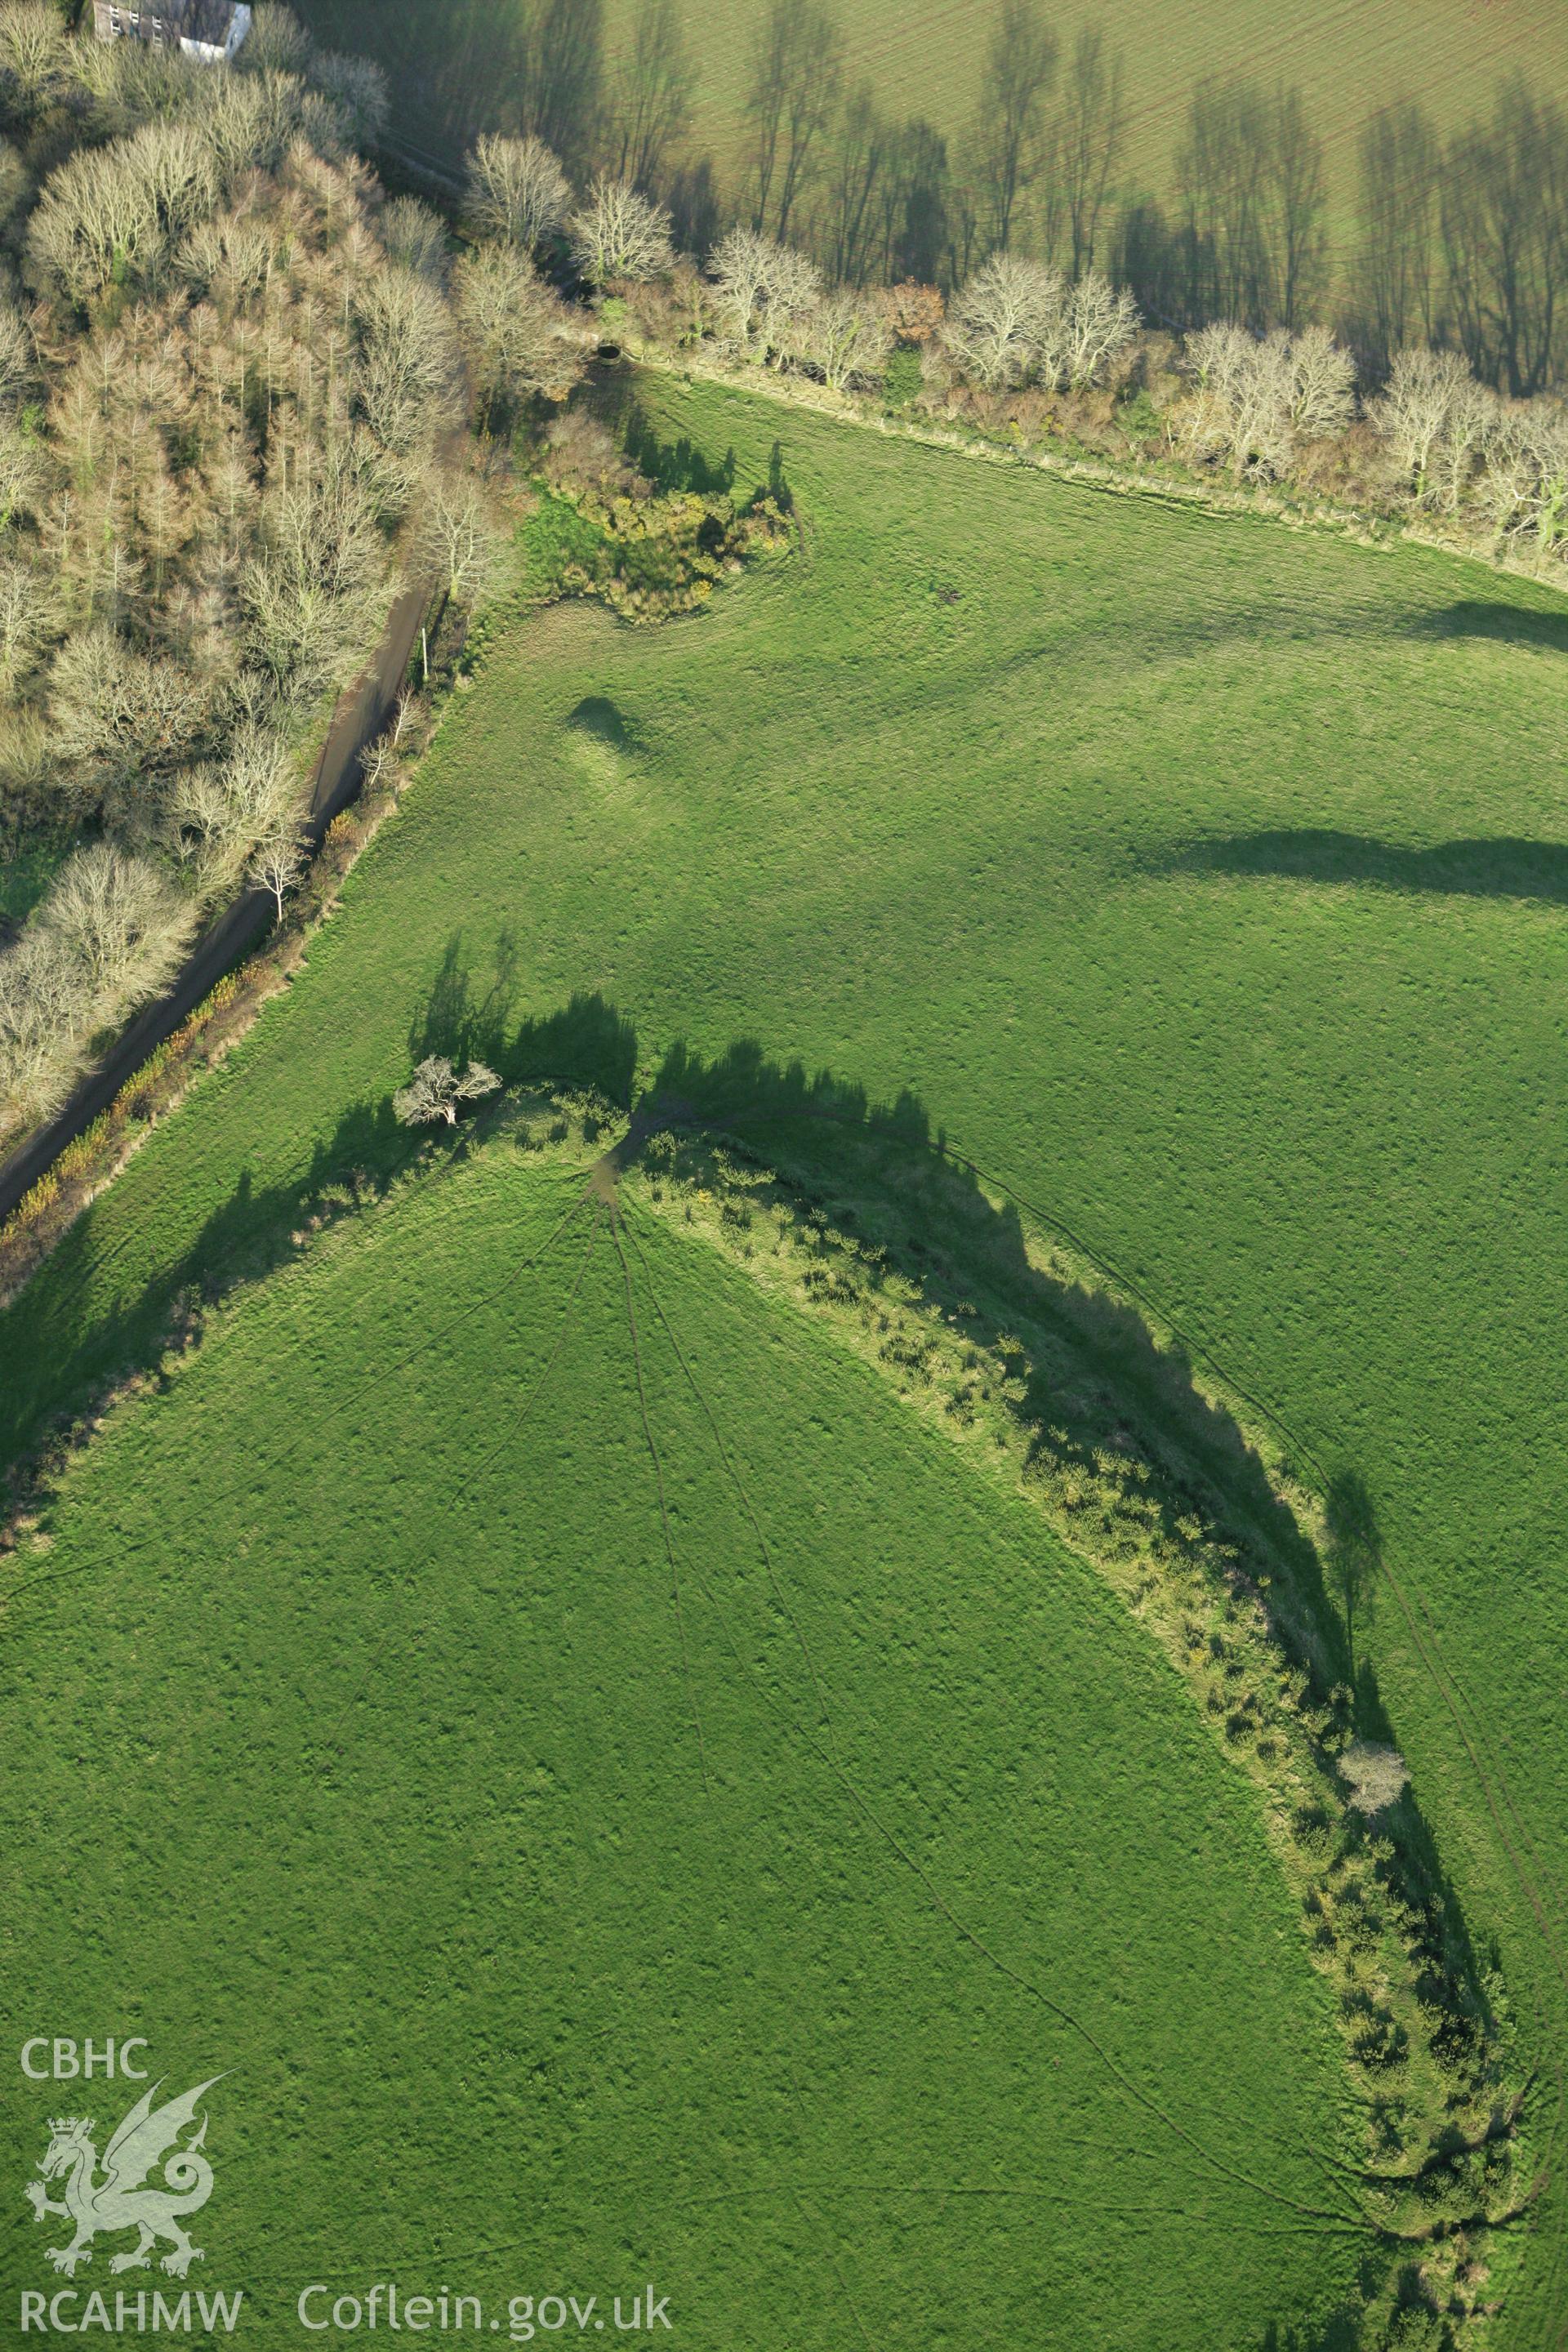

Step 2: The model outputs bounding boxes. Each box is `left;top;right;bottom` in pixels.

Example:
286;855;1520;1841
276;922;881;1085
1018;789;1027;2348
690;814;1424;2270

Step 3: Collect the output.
0;1125;1365;2349
3;370;1568;2334
296;0;1567;251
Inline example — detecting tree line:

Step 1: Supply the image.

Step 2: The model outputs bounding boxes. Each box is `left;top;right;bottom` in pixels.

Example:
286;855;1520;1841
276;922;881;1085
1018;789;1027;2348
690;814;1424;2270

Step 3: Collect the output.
0;1;586;1140
404;0;1567;396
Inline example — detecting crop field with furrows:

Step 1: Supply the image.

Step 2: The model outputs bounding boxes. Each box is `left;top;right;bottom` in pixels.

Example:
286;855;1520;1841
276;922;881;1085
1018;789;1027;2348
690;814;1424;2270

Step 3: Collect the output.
0;1134;1364;2350
3;368;1568;2336
296;0;1568;248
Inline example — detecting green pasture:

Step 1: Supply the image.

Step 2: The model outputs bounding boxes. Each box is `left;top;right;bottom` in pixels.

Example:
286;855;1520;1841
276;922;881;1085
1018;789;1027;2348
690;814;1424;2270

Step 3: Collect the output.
0;1138;1363;2349
296;0;1568;251
3;370;1568;2333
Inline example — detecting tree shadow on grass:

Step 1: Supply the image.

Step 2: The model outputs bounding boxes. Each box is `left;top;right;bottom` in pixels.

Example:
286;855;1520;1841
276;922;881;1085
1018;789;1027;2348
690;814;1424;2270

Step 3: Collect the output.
0;967;1497;2076
1410;599;1568;656
617;397;737;497
1158;829;1568;906
0;960;639;1486
1256;2314;1361;2352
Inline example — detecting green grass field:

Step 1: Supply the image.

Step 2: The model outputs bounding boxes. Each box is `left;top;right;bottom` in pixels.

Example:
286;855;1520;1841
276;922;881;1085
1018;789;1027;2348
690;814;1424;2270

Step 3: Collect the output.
3;369;1568;2337
1;1129;1365;2349
298;0;1568;253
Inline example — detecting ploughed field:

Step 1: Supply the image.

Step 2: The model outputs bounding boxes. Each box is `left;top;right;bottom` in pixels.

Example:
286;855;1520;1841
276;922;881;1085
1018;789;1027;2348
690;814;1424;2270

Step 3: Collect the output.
296;0;1568;250
3;372;1568;2337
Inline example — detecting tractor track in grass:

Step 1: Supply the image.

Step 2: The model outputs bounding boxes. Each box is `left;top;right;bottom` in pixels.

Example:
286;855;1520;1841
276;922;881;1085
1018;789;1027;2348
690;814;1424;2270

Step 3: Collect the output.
612;1188;1370;2237
0;1172;596;1623
697;1094;1568;2319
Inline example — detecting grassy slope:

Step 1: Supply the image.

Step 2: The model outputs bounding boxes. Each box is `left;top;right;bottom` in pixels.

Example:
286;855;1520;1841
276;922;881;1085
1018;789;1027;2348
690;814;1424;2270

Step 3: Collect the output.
297;0;1568;247
2;372;1566;2329
0;1143;1361;2348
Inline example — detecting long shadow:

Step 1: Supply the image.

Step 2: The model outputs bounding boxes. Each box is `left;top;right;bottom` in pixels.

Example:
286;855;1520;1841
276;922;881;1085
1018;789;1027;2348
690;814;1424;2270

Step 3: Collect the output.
626;1030;1490;2034
0;969;638;1484
1160;829;1568;905
0;969;1499;2071
1412;599;1568;655
1255;2314;1360;2352
0;969;1521;2342
615;395;737;497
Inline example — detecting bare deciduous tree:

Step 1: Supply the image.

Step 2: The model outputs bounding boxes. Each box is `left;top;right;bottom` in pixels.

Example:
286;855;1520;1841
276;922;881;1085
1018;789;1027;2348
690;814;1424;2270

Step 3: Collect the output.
795;287;893;392
1054;270;1138;388
709;229;822;360
1338;1742;1409;1816
1369;346;1475;503
1180;322;1296;477
352;262;461;458
569;176;674;285
463;132;571;253
394;1054;501;1127
452;243;586;418
0;553;50;688
1477;400;1568;552
249;816;310;922
381;196;449;283
708;225;777;354
0;1;67;123
307;51;389;149
942;252;1063;389
1286;323;1356;437
415;476;507;608
0;840;194;1131
240;2;311;76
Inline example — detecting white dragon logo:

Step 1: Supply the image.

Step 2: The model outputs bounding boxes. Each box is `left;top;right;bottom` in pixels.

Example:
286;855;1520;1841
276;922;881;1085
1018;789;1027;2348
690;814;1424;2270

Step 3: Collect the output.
25;2078;221;2279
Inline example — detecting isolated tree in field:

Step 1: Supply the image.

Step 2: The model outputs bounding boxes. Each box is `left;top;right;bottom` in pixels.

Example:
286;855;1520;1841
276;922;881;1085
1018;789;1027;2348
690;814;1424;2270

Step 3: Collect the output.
973;0;1057;252
569;176;674;284
745;0;844;241
394;1054;501;1127
452;244;586;421
610;0;694;192
463;132;570;252
1338;1741;1409;1816
249;816;310;924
